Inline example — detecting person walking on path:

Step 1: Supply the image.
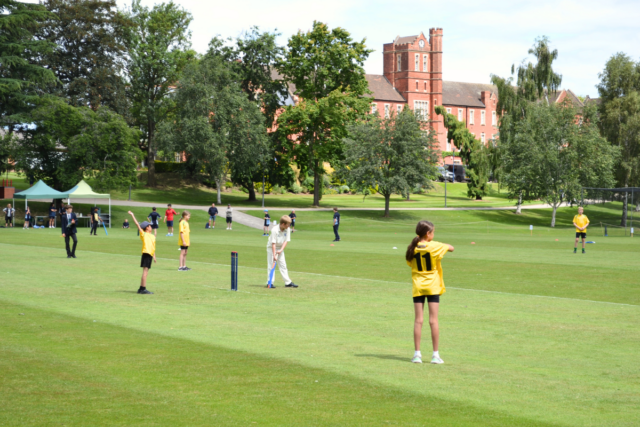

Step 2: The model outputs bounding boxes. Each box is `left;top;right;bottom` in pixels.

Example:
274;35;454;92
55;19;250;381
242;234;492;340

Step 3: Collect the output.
128;211;156;294
4;204;15;227
208;203;218;229
23;206;31;229
226;204;233;230
263;210;271;236
178;211;191;271
332;207;341;242
48;202;56;228
266;215;298;288
164;204;177;236
61;205;78;258
289;209;296;232
90;207;101;235
147;207;161;237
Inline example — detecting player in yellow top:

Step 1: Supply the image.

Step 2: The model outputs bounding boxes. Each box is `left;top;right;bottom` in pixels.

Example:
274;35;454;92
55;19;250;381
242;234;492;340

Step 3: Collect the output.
128;211;156;295
405;220;454;364
573;206;589;254
178;211;191;271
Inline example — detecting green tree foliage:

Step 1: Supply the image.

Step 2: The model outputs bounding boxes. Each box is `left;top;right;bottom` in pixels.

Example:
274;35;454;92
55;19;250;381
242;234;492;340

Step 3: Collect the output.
276;21;372;207
596;53;640;225
339;109;438;217
435;106;489;199
12;100;141;191
125;0;193;187
37;0;131;114
0;0;56;130
502;101;617;227
157;41;269;202
491;36;564;213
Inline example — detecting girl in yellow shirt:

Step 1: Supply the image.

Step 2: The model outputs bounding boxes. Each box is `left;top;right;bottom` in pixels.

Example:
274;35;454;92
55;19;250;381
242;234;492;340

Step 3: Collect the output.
178;211;191;271
405;220;454;364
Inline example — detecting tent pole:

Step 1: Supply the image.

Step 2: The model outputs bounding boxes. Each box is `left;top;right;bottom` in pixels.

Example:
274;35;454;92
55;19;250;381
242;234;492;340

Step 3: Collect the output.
109;197;111;228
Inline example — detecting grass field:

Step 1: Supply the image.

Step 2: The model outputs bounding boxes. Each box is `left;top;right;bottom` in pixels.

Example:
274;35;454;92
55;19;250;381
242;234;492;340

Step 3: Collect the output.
1;207;639;426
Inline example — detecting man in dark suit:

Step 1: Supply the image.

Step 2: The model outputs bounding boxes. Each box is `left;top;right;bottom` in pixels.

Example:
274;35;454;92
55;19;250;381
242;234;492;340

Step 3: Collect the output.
61;205;78;258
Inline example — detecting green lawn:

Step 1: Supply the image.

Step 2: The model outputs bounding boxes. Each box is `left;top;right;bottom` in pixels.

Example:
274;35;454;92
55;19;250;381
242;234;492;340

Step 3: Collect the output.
1;207;639;426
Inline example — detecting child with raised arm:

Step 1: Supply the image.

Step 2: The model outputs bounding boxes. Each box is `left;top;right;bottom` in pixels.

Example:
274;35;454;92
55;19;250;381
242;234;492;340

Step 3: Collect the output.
128;211;156;295
573;206;589;254
406;220;454;364
178;211;191;271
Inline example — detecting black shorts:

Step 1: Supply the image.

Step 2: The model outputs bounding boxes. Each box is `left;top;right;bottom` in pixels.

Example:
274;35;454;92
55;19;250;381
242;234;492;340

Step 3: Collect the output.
151;223;159;229
141;253;153;269
264;222;270;227
576;232;586;239
180;246;189;250
5;216;13;223
413;295;440;304
226;217;232;223
166;220;174;227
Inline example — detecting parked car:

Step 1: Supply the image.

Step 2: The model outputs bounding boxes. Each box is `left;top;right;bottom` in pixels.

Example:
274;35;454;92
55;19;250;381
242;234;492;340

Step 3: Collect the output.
444;164;468;182
437;166;454;182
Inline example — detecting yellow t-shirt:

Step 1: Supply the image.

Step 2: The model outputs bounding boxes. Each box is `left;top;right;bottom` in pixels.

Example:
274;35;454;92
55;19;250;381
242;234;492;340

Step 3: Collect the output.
140;231;156;256
406;241;449;297
179;220;190;246
573;214;589;233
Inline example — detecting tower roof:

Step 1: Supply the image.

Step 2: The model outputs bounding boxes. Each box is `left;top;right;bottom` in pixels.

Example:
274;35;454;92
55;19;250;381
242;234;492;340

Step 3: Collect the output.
364;75;405;102
394;35;419;45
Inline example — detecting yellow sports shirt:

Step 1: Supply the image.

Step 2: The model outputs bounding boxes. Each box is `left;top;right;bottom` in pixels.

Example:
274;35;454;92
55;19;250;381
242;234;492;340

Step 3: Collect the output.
140;231;156;256
406;241;449;297
179;220;190;246
573;214;589;233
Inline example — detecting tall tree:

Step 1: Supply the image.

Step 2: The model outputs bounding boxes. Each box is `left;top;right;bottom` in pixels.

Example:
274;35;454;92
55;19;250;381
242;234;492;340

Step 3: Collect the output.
339;109;438;217
126;0;193;187
12;100;141;191
491;36;563;213
37;0;131;114
0;0;56;131
276;21;372;206
435;106;489;200
596;53;640;225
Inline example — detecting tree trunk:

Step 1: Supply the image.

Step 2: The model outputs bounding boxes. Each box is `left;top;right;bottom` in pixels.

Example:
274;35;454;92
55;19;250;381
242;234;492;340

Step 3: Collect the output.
621;191;628;227
313;161;321;207
215;175;223;204
147;120;156;187
384;194;391;217
551;203;558;227
515;191;523;214
247;182;257;202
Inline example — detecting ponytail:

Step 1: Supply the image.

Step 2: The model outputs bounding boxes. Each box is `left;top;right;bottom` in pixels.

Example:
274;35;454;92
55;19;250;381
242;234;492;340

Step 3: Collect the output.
405;220;435;261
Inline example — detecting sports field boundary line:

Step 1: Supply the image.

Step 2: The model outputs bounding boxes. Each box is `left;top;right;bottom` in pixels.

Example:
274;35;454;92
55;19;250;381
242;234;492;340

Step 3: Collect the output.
1;242;637;308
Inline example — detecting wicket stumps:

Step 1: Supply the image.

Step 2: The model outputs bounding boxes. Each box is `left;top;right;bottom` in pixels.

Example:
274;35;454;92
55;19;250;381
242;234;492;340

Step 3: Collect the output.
231;252;238;291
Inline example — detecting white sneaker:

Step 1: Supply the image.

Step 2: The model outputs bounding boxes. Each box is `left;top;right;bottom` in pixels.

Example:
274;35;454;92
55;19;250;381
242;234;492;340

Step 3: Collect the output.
431;355;444;364
411;355;422;364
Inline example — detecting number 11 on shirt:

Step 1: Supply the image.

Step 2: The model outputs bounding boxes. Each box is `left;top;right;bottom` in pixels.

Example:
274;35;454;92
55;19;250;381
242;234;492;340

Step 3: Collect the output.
413;252;432;272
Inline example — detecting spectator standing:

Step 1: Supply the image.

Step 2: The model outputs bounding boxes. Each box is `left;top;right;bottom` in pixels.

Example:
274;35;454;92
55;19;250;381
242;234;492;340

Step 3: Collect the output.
164;204;177;236
263;210;271;236
208;203;218;229
24;206;31;229
226;204;233;230
90;207;101;236
332;207;341;242
147;207;161;237
289;209;297;232
4;204;15;227
48;202;56;228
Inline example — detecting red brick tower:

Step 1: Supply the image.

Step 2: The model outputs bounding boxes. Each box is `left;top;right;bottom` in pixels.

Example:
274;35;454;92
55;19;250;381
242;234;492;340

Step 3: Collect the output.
383;29;445;148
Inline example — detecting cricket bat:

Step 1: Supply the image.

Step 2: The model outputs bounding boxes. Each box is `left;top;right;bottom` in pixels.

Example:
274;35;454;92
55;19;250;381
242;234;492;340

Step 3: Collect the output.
267;261;277;288
102;221;108;236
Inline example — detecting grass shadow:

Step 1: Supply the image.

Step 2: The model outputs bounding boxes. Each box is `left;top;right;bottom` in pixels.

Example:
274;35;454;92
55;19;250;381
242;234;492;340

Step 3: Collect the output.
354;354;410;363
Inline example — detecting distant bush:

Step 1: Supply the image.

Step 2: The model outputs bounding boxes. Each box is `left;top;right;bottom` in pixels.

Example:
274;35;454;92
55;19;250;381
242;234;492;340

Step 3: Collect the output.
254;181;272;194
339;185;350;194
154;161;181;173
290;183;302;194
272;184;287;195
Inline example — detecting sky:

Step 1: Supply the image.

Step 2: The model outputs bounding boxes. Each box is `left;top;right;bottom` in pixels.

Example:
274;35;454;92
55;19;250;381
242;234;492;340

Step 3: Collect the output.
101;0;639;96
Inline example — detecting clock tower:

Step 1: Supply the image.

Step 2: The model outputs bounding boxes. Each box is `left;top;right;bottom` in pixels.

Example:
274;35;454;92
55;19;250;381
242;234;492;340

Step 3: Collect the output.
382;29;444;144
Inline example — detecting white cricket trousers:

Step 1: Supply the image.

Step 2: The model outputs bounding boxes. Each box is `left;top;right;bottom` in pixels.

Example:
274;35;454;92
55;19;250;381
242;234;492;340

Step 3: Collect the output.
266;247;292;285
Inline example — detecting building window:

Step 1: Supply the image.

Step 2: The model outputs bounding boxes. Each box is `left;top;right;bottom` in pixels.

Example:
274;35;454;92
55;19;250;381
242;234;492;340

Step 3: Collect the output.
446;140;451;151
415;54;419;71
397;54;401;72
397;104;403;114
384;104;390;118
371;103;377;115
458;109;463;121
416;80;419;91
469;110;475;125
481;133;485;143
492;111;497;126
424;82;427;92
423;54;428;72
414;100;429;120
446;108;451;114
481;111;486;125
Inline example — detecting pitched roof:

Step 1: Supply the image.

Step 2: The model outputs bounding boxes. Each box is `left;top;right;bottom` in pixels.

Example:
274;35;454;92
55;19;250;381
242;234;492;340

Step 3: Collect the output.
364;75;405;102
442;81;497;108
394;35;419;45
584;95;601;106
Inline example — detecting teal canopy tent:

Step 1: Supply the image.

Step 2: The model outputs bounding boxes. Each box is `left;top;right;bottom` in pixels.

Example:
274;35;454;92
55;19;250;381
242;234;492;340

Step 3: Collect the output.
13;180;69;207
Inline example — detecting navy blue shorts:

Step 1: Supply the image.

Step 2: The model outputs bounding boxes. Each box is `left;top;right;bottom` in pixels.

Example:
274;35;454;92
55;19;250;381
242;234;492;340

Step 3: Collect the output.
151;223;159;229
166;220;174;227
576;232;586;239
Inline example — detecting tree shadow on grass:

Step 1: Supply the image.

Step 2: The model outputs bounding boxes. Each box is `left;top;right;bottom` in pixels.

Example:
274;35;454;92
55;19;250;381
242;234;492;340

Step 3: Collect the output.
354;354;410;363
